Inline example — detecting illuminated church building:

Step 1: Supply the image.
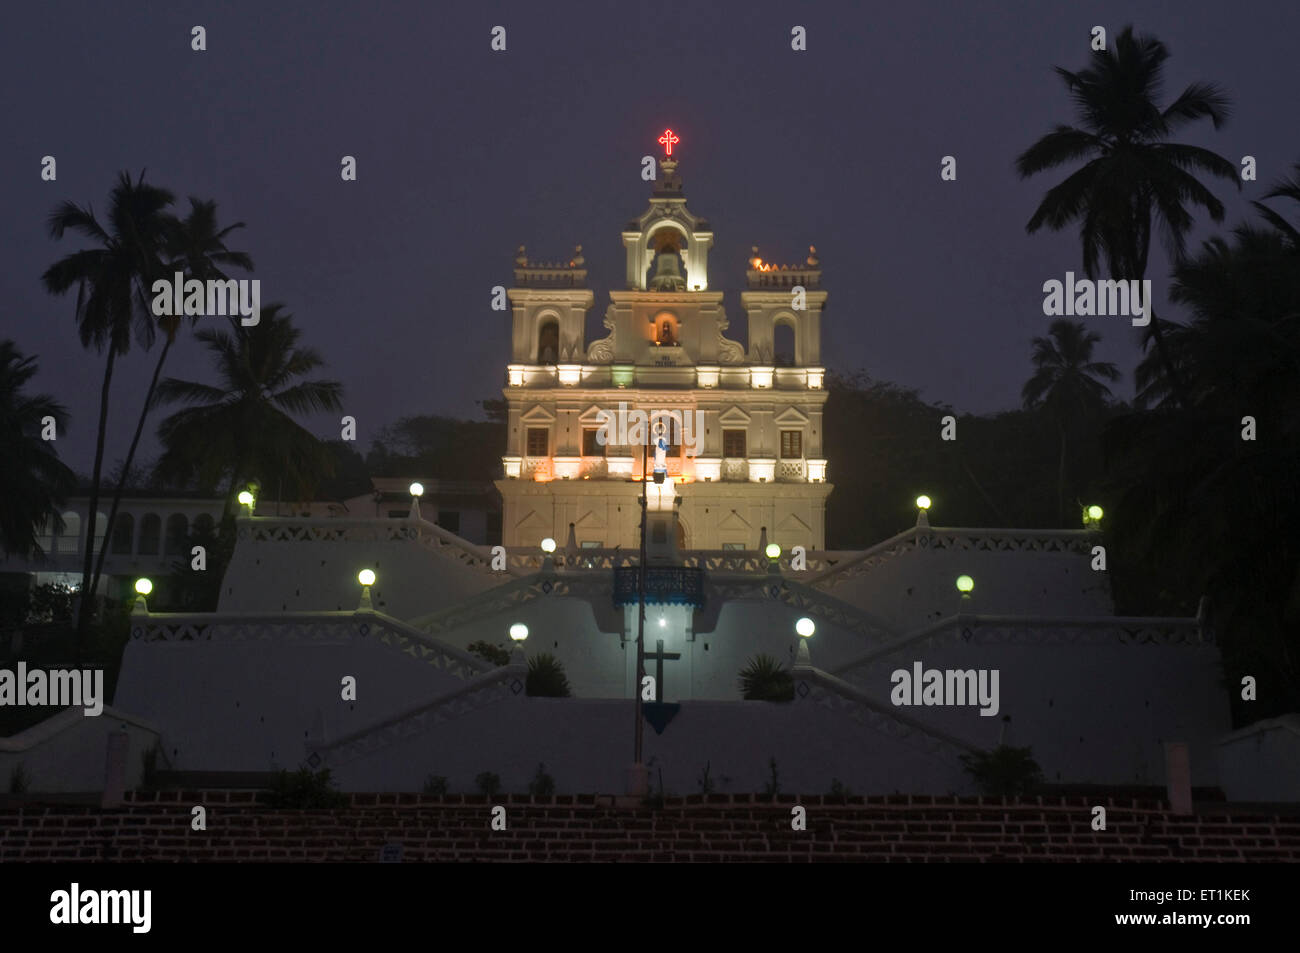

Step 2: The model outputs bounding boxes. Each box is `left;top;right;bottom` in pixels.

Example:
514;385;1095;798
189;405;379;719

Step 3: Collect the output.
498;132;831;552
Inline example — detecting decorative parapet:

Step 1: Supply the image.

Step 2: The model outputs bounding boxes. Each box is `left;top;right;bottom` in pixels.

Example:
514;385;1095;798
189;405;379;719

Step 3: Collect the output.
612;566;706;608
830;612;1209;680
312;662;527;767
806;526;1096;592
513;244;587;288
792;666;980;758
746;245;822;289
133;610;494;680
240;515;527;577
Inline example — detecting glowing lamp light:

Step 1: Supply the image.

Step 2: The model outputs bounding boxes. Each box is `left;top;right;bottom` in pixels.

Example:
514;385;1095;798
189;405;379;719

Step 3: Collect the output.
134;578;153;596
358;569;376;587
509;623;529;642
765;543;781;559
796;617;816;638
1085;504;1104;525
916;495;932;510
658;617;667;628
956;575;974;594
237;490;254;506
409;482;424;497
540;537;557;554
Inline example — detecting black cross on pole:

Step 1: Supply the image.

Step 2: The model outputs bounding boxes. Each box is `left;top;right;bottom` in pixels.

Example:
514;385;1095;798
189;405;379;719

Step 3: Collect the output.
646;638;681;701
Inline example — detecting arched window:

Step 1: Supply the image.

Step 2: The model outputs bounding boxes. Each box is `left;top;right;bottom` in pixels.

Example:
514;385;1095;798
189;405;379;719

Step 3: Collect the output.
56;511;81;554
110;513;135;555
537;319;559;364
193;513;215;539
138;514;161;555
774;321;796;366
164;514;189;556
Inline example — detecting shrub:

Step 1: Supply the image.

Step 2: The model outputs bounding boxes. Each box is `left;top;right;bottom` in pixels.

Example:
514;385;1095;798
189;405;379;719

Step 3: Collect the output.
738;654;794;701
265;768;349;808
475;771;501;797
526;653;571;697
960;745;1044;796
466;640;510;667
422;774;448;796
528;762;555;796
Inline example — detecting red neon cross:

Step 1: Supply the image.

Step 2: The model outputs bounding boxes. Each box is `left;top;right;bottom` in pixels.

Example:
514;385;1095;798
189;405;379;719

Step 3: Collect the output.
658;129;680;157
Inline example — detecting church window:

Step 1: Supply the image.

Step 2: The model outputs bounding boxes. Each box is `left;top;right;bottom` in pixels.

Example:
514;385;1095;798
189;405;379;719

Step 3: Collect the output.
774;322;796;366
780;430;803;459
526;428;549;456
723;429;747;457
537;320;559;364
582;428;605;457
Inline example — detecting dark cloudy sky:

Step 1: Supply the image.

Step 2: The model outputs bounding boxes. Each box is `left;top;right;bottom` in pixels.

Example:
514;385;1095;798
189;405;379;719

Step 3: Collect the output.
2;0;1296;474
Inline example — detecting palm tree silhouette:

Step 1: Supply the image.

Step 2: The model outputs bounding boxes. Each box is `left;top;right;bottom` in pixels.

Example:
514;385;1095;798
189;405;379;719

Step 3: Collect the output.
1016;25;1237;409
0;341;76;558
42;171;174;636
89;198;252;605
1022;320;1119;524
150;306;343;515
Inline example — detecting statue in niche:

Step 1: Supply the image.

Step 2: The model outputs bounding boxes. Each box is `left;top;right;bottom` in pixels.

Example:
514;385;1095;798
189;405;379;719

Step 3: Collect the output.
658;319;676;347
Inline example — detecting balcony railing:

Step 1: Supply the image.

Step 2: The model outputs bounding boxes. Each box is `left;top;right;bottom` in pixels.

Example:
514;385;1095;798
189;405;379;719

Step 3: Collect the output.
613;566;706;608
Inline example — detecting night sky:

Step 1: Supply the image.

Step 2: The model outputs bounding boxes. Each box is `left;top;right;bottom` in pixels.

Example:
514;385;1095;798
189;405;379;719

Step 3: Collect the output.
3;0;1296;474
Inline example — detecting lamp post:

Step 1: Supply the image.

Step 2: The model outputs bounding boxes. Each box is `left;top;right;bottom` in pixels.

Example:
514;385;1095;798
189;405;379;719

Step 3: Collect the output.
509;622;528;661
132;577;153;615
795;616;815;665
915;494;931;528
409;482;424;520
357;568;376;611
631;419;649;794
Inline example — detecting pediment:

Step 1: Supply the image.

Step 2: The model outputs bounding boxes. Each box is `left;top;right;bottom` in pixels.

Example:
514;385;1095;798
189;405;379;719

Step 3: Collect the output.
776;513;811;536
717;511;752;531
774;406;810;426
718;406;752;425
520;404;557;423
578;404;608;423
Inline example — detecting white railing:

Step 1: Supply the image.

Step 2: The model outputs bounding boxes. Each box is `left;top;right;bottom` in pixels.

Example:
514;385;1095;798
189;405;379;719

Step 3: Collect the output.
133;609;495;680
829;612;1207;679
806;526;1096;591
241;515;527;577
778;459;805;481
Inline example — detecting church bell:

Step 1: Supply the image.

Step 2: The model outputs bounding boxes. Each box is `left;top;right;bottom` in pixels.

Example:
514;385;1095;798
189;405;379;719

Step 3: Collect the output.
649;251;687;291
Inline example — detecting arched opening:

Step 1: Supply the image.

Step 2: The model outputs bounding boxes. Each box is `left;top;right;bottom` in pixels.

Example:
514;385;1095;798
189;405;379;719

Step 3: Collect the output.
773;320;797;366
675;518;687;550
164;514;189;556
653;312;679;348
537;319;559;364
138;514;161;555
56;511;81;554
193;513;216;539
645;230;688;290
110;513;135;555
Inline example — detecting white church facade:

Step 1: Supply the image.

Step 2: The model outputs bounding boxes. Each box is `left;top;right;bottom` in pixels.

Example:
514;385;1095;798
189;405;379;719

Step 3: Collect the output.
497;147;830;551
